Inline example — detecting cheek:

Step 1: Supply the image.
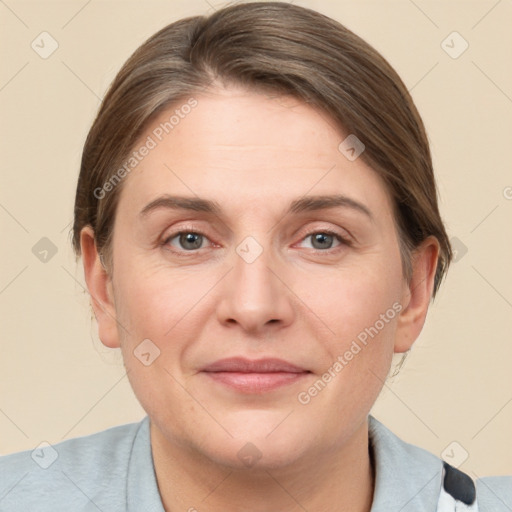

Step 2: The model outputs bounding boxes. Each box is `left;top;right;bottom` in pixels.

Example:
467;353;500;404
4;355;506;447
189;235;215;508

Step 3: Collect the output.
111;255;223;371
296;273;400;432
113;272;198;342
112;244;188;328
111;263;207;428
295;259;402;402
302;259;402;342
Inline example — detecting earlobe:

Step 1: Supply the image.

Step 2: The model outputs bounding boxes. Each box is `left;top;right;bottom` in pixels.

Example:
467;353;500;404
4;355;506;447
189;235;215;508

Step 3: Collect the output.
394;236;440;353
80;226;121;349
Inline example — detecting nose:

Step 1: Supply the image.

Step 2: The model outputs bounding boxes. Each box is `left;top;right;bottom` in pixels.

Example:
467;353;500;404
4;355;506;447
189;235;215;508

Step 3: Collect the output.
215;241;295;335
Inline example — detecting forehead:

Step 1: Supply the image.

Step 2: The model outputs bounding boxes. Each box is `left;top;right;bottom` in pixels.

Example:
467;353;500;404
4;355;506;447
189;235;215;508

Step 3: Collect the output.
117;86;394;219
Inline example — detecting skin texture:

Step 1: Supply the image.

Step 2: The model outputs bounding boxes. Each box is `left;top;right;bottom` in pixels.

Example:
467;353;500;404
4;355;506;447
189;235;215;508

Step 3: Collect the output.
81;86;439;512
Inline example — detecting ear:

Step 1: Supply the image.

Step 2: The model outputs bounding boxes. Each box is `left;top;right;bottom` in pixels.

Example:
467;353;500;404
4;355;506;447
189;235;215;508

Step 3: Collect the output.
80;226;120;348
394;236;440;353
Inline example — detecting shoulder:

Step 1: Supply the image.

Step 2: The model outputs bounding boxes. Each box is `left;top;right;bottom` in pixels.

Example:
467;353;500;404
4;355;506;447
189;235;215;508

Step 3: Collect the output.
368;416;511;511
0;417;148;512
368;415;445;511
476;476;512;511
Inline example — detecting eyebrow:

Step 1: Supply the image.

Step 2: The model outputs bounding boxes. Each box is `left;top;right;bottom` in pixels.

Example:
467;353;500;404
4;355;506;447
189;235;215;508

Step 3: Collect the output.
139;194;373;220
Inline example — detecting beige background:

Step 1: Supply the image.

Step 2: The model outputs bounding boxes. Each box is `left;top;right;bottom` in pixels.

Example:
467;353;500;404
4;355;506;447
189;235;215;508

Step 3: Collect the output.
1;0;511;479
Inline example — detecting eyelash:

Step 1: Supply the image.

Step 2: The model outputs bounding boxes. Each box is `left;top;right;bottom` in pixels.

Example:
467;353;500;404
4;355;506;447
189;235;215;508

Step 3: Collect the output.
162;226;352;257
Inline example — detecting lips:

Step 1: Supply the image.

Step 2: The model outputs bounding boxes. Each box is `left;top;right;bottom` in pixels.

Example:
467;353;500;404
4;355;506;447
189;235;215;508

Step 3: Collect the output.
202;357;307;373
201;357;310;393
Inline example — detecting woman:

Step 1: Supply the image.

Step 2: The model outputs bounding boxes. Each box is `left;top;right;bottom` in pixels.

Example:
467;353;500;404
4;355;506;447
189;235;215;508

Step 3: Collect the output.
0;2;510;510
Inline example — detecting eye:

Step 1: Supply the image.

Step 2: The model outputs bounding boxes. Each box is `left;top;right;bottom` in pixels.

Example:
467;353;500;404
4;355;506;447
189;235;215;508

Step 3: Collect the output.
165;231;209;251
298;230;348;250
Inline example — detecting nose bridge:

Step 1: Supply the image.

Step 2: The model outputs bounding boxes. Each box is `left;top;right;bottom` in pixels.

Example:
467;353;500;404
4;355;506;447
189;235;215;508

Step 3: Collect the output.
216;234;294;332
235;237;274;298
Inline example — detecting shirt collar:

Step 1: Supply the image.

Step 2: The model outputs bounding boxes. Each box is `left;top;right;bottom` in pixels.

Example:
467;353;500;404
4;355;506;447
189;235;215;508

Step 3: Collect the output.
368;415;443;511
127;416;165;512
126;415;444;511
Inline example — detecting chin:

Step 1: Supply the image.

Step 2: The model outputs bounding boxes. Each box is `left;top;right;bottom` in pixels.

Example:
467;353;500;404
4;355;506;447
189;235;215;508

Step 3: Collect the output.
203;435;308;472
201;416;311;470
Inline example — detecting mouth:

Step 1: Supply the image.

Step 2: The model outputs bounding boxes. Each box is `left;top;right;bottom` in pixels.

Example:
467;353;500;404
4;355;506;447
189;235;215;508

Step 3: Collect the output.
201;357;311;393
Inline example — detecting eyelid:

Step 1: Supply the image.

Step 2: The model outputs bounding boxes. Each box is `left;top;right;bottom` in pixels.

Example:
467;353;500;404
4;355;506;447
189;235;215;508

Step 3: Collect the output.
162;225;214;246
296;223;353;244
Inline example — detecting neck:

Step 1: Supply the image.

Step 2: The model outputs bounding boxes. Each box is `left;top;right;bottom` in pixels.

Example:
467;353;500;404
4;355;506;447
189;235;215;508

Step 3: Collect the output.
150;418;374;512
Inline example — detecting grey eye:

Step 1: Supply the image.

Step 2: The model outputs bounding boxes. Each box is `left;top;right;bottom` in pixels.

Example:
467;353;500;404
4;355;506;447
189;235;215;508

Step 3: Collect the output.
309;232;335;250
169;232;205;250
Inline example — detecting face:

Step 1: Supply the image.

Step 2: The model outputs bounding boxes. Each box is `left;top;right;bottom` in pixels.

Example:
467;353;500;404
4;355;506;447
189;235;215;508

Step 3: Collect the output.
84;86;435;470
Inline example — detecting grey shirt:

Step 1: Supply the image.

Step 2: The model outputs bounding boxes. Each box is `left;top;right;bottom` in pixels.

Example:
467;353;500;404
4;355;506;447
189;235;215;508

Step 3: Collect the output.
0;415;510;511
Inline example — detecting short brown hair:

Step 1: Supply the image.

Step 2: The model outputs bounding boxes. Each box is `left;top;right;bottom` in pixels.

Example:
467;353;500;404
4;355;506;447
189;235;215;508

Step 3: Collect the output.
72;1;452;297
